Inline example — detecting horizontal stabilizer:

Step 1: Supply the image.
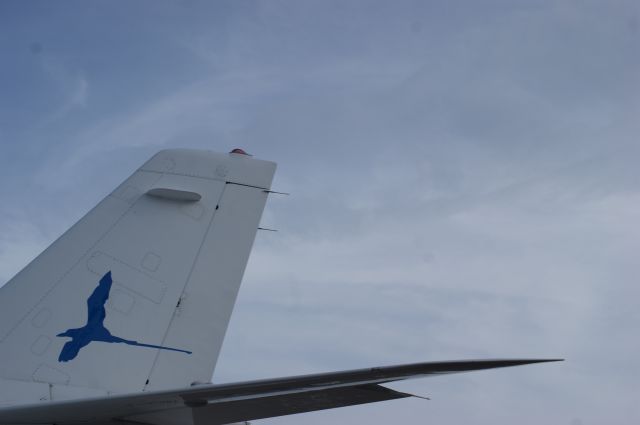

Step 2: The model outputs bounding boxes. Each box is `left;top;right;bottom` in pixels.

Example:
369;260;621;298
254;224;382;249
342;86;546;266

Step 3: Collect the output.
0;358;562;425
151;384;411;425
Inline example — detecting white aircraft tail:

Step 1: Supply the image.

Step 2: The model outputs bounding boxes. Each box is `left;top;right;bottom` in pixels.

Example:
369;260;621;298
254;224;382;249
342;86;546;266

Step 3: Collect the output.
0;149;275;394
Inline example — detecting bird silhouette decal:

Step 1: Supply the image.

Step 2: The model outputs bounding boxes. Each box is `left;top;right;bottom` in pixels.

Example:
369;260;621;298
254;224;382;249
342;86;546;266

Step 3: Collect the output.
56;271;192;362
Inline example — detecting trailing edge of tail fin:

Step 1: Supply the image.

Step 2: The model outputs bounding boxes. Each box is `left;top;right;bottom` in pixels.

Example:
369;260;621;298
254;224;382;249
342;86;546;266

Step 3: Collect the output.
0;149;276;393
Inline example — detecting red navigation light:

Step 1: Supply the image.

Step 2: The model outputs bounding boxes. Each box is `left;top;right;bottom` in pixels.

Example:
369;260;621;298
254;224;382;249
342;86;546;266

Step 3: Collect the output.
230;148;249;155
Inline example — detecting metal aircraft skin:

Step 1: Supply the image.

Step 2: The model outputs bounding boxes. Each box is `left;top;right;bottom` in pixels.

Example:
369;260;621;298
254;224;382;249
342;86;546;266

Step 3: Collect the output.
0;149;561;425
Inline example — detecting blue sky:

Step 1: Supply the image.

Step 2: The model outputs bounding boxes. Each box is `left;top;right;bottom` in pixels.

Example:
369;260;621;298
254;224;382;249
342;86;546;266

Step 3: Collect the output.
1;1;639;424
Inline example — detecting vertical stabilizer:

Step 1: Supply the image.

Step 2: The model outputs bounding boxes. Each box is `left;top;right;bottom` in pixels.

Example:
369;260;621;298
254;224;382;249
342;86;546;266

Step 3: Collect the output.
0;149;275;393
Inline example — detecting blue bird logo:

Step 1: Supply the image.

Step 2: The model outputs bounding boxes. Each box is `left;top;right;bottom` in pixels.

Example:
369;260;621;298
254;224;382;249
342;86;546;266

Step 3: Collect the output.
56;271;192;362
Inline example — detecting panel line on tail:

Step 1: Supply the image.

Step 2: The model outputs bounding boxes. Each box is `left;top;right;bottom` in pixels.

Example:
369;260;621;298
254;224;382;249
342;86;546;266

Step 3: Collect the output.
142;182;229;389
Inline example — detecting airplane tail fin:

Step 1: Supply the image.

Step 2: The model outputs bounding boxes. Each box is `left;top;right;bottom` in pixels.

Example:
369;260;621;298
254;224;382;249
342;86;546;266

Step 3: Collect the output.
0;149;276;393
